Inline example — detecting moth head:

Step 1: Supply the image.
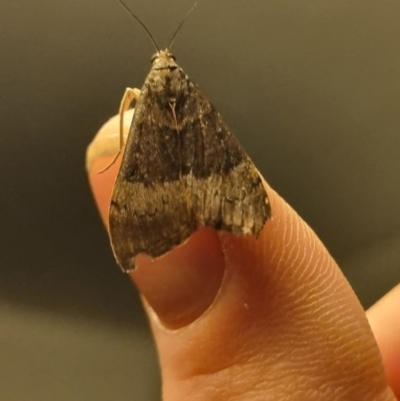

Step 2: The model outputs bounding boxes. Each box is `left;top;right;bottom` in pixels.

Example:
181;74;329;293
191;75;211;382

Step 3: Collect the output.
151;49;178;70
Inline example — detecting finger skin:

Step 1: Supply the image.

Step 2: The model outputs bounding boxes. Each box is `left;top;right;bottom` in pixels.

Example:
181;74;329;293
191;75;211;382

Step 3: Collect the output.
367;283;400;399
87;115;396;401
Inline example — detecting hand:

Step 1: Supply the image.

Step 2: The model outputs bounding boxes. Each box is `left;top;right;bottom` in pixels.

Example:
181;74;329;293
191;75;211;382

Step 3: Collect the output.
86;111;399;401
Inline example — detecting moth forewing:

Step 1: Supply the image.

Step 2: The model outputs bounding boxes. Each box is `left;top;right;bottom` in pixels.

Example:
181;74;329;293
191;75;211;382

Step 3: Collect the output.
108;50;270;273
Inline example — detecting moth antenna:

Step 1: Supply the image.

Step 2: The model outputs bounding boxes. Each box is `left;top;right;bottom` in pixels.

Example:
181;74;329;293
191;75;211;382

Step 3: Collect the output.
118;0;160;51
168;0;200;50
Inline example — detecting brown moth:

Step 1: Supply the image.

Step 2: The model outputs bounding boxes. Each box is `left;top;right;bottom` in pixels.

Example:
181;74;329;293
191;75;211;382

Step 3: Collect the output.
108;2;271;273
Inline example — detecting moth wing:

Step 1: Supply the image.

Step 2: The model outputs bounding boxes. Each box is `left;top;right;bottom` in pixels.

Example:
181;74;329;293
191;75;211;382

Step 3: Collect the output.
109;76;270;272
109;85;197;271
180;86;270;234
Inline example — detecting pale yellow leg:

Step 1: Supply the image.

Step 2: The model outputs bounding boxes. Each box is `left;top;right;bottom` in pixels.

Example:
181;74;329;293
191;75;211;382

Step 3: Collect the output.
118;87;141;150
98;87;141;173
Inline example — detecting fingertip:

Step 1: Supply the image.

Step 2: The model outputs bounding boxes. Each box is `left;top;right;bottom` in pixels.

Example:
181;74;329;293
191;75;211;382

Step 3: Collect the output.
85;115;392;399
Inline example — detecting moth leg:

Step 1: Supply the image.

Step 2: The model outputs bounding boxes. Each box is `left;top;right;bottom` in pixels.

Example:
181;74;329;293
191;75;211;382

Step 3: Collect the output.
98;87;141;173
119;87;141;150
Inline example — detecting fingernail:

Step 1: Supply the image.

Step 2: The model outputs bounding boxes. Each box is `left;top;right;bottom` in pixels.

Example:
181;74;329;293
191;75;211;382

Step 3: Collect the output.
130;228;225;329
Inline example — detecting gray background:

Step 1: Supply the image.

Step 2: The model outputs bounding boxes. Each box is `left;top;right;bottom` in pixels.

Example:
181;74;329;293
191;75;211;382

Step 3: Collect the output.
1;0;400;399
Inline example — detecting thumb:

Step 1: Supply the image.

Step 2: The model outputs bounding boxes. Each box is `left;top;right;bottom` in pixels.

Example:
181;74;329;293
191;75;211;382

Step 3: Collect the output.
86;111;395;401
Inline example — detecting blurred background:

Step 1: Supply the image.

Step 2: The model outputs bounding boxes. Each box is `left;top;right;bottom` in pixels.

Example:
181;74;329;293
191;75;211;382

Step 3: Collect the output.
1;0;400;399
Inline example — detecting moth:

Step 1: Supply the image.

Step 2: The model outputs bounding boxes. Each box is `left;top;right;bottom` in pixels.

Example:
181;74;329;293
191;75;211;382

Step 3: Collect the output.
108;1;271;272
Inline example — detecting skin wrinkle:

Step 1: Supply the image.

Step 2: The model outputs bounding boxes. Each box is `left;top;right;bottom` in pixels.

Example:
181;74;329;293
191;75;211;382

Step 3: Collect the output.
295;225;309;280
335;336;379;397
271;209;293;288
286;213;303;282
245;195;387;399
302;226;318;281
174;349;274;400
307;274;336;310
318;265;336;295
264;194;285;266
288;235;309;295
292;365;336;399
255;248;332;396
281;216;321;309
290;235;316;303
310;296;340;321
298;285;336;325
282;216;301;282
262;227;278;268
302;336;358;399
303;244;333;302
182;354;297;401
279;202;293;261
307;234;326;283
277;358;334;400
